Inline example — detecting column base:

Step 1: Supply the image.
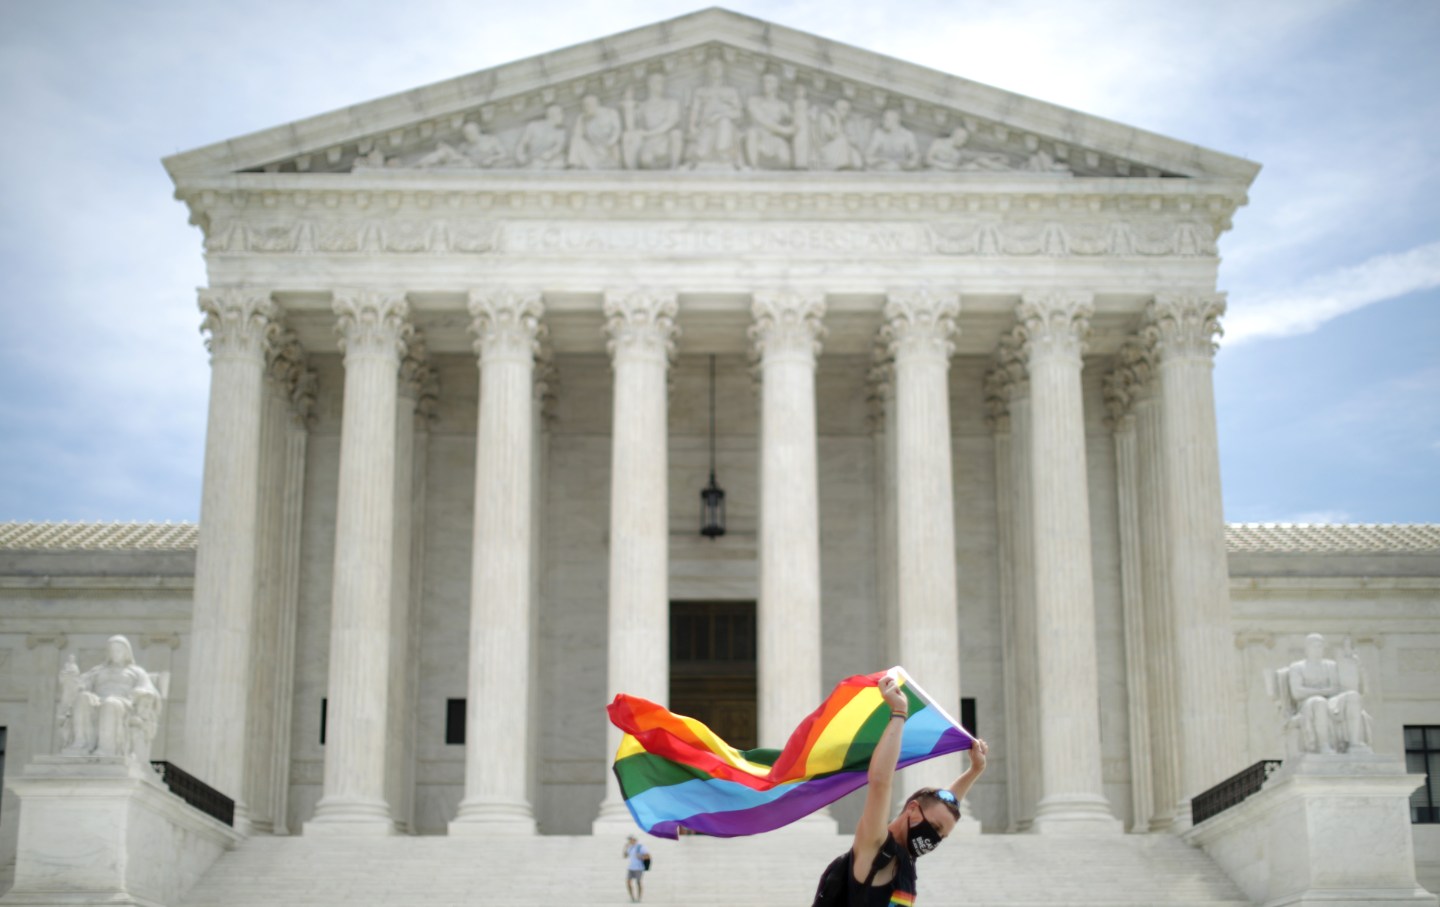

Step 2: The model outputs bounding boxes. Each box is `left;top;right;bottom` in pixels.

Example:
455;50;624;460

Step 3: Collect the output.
304;796;395;836
1031;793;1123;835
448;798;537;836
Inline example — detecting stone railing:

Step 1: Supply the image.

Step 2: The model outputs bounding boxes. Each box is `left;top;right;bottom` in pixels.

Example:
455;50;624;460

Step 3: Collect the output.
1190;759;1281;824
152;760;236;827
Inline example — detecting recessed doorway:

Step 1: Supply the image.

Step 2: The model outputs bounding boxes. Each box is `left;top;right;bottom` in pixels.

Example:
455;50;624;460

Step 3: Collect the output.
669;600;757;751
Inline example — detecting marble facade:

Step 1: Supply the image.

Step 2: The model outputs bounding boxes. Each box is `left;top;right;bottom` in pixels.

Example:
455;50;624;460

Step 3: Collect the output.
1;8;1438;900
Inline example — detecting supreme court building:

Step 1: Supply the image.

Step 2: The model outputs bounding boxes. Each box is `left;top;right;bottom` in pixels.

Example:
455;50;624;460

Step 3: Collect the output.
1;9;1437;903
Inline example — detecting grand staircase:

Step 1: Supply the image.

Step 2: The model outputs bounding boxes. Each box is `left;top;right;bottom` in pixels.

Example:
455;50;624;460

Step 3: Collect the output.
180;831;1253;906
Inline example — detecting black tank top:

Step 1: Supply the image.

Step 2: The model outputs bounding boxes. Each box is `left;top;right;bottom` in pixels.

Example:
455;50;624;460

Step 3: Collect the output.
846;834;917;906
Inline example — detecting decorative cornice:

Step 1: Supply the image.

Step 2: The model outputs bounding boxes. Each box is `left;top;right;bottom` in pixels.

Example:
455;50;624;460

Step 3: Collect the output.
469;288;546;366
332;289;412;362
880;288;959;364
749;288;826;365
198;287;279;361
190;200;1228;261
1144;291;1226;361
603;288;679;366
1017;290;1093;365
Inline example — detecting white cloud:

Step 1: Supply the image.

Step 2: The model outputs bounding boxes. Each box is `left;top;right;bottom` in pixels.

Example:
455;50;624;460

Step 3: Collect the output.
1224;240;1440;345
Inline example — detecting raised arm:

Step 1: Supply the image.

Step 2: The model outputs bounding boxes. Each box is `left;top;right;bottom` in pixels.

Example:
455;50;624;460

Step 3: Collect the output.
946;737;989;802
852;674;910;859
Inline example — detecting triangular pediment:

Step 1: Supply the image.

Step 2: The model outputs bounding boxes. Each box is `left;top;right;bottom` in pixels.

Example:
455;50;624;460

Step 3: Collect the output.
164;8;1257;185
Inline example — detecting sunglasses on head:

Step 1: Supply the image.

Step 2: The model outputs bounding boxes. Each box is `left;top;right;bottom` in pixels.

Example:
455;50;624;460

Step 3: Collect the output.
932;789;957;807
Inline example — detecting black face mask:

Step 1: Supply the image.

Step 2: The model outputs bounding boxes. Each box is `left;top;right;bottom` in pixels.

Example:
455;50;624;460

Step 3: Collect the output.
906;814;942;858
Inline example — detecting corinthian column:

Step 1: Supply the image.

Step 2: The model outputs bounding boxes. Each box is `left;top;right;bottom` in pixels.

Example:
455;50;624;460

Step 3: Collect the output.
451;289;544;835
1145;292;1242;825
307;290;411;836
593;288;678;832
188;287;277;821
880;289;971;812
750;289;826;746
986;333;1039;831
1017;291;1121;834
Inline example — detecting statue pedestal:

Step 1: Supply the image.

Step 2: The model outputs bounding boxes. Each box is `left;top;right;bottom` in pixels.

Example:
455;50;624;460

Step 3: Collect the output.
1184;753;1437;907
0;756;241;907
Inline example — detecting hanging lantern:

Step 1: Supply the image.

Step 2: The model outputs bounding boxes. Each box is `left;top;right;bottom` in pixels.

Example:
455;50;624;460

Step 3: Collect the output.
700;354;727;539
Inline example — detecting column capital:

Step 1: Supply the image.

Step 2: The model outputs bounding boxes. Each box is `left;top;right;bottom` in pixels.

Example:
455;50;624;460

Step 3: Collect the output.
1102;337;1156;428
1017;290;1093;365
604;288;678;366
881;288;959;363
399;331;441;419
265;328;318;427
469;288;546;366
333;290;412;363
199;287;279;361
865;337;893;432
1144;291;1226;361
749;288;826;364
984;329;1029;428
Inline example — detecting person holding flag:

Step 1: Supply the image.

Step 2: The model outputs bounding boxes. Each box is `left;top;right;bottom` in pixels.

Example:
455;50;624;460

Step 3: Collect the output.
837;672;988;905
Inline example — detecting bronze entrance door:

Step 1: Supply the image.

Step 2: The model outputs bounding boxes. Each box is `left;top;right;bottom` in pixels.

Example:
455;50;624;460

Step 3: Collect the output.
669;600;757;751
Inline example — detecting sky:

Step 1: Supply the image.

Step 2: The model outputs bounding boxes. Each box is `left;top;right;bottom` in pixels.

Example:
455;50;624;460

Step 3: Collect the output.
0;0;1436;525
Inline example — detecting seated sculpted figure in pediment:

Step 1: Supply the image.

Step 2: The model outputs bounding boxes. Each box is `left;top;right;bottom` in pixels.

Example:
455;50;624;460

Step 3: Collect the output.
416;122;508;170
568;95;623;170
516;104;569;170
622;73;684;170
58;635;168;763
866;109;919;171
687;58;743;170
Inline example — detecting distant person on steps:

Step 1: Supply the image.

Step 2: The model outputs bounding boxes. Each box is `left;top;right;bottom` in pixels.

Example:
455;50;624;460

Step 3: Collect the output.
623;834;650;902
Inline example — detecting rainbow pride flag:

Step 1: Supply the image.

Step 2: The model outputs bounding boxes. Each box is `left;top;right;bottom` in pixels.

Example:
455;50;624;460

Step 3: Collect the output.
607;667;973;838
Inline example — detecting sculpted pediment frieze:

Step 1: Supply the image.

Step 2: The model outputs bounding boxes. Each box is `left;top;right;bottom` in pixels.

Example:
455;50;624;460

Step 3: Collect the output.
284;47;1105;178
166;11;1259;186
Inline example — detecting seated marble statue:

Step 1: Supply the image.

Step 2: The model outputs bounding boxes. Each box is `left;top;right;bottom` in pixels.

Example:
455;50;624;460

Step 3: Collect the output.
1268;633;1372;755
621;73;683;170
515;104;568;170
58;636;166;762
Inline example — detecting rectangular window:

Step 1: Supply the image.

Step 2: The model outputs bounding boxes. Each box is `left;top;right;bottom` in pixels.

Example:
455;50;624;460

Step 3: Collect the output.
1405;725;1439;823
446;699;466;745
320;699;327;746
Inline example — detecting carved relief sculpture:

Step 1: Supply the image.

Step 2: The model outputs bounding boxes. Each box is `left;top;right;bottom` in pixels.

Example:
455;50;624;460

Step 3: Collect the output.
687;58;743;169
810;97;866;171
515;104;568;170
744;73;807;170
568;95;623;170
622;73;684;170
417;122;508;169
924;126;1010;171
57;635;167;762
865;109;919;171
1266;633;1374;756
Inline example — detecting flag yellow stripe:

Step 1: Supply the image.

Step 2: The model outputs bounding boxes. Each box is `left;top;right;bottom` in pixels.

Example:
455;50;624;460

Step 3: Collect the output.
801;686;886;777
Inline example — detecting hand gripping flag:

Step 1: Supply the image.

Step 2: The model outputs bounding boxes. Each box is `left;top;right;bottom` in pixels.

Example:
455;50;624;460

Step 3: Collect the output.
607;667;974;838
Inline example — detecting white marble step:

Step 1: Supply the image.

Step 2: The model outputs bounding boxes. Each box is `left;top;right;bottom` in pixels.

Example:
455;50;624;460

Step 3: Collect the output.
181;833;1253;906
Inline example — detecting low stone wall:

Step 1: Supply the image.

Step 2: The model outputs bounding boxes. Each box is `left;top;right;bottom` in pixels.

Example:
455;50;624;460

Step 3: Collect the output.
1184;753;1437;907
1;756;240;907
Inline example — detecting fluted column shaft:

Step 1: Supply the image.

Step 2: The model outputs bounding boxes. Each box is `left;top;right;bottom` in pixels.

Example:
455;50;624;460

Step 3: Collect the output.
987;338;1039;831
308;290;410;835
1134;381;1181;830
1019;291;1120;834
1146;293;1242;824
188;288;276;816
751;289;826;746
452;289;544;834
594;289;677;831
243;334;299;834
1110;402;1154;833
882;290;962;743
